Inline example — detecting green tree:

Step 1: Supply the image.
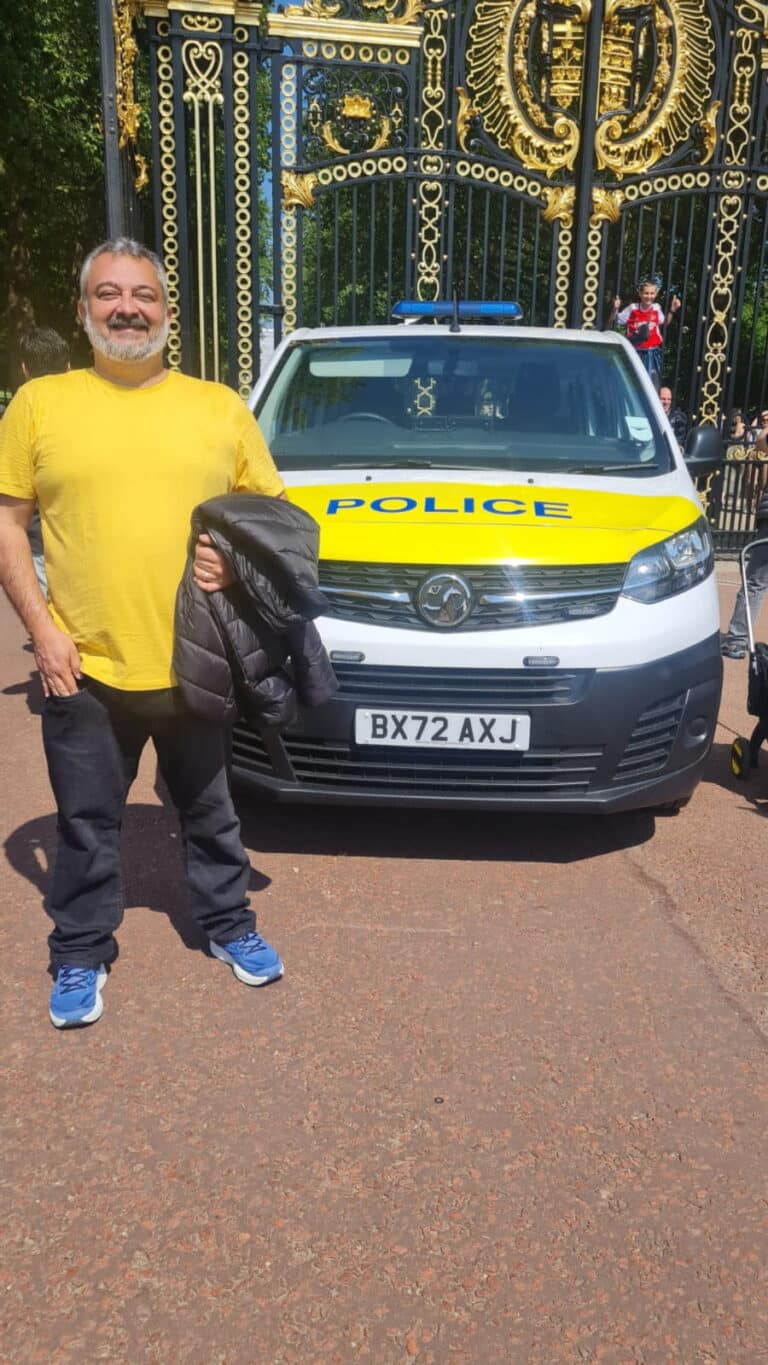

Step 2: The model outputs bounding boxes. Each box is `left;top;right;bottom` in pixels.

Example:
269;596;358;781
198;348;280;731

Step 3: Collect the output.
0;0;106;390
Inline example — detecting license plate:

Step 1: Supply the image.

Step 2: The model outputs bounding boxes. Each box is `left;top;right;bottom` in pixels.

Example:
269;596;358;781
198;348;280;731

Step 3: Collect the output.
354;709;531;751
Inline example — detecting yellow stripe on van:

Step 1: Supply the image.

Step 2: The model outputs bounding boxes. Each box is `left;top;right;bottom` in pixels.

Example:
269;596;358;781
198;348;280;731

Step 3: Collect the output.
289;482;701;566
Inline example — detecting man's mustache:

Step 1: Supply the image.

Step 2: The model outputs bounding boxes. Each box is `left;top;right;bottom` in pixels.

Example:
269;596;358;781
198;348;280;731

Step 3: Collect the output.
108;315;150;331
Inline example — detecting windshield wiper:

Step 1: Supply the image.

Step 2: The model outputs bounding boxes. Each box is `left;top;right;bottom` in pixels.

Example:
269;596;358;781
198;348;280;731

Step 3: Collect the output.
565;462;661;474
325;458;485;470
326;458;437;469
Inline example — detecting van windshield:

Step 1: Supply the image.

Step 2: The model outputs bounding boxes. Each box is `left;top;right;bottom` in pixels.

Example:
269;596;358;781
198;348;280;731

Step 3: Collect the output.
255;334;671;476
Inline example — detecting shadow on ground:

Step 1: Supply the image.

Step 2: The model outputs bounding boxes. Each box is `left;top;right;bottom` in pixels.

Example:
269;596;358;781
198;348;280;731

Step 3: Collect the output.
704;738;768;813
2;670;44;715
4;801;272;955
235;788;656;864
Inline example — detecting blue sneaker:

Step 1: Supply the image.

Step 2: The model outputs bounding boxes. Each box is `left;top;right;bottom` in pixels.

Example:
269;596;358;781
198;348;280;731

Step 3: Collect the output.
210;931;284;986
49;964;108;1029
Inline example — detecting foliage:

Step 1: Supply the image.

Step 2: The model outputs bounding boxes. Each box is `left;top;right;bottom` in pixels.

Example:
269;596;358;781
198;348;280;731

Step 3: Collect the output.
0;0;107;388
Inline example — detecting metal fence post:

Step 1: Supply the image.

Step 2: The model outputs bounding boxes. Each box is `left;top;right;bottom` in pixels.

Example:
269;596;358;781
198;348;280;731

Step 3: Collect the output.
98;0;126;238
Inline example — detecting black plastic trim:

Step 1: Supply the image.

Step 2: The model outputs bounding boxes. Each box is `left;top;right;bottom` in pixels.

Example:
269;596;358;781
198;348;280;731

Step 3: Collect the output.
231;632;723;812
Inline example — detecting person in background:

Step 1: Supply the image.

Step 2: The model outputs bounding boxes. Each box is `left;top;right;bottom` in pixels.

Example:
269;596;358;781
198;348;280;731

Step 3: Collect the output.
17;327;71;596
0;238;286;1029
607;274;681;390
658;385;689;448
722;422;768;659
727;409;747;446
752;408;768;447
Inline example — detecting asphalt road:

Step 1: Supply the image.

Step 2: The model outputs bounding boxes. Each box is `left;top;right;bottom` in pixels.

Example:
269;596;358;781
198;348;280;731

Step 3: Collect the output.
2;570;767;1364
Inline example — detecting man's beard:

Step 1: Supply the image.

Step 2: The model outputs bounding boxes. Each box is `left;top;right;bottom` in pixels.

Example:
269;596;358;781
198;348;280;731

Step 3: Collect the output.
83;307;170;363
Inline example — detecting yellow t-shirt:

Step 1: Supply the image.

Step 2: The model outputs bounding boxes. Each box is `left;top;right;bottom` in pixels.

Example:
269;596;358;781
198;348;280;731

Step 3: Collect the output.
0;368;285;689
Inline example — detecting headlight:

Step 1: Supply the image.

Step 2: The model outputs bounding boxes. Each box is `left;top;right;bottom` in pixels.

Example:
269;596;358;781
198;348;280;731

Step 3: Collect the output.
622;517;714;604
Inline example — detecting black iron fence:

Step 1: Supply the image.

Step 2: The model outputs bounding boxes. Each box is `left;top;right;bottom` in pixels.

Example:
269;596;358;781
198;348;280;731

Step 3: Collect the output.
706;447;768;554
108;0;768;432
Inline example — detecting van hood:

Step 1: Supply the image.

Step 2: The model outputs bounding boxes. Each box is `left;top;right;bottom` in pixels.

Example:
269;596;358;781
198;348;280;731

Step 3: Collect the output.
286;478;702;566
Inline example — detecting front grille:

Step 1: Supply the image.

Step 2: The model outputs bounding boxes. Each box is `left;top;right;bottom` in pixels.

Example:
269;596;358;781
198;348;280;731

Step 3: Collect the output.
232;727;603;795
613;693;685;781
331;663;592;708
319;561;624;631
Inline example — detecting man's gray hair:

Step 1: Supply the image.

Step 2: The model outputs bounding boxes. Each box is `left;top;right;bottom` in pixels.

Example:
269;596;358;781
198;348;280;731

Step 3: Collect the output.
79;238;169;306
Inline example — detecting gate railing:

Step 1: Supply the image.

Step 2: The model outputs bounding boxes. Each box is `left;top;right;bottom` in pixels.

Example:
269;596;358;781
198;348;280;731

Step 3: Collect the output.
109;0;768;430
706;445;768;554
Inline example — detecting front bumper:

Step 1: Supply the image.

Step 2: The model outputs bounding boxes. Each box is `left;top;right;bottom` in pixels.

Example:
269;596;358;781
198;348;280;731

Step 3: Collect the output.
231;633;723;813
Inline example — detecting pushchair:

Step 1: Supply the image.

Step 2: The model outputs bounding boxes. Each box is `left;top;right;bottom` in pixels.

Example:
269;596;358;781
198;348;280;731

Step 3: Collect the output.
730;536;768;777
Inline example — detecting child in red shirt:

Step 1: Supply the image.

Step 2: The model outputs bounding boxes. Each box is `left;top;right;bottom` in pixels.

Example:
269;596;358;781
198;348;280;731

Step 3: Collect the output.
608;275;681;388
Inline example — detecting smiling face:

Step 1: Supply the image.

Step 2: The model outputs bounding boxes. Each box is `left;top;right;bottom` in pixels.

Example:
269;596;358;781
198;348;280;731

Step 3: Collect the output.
78;252;170;363
638;282;659;308
659;386;672;413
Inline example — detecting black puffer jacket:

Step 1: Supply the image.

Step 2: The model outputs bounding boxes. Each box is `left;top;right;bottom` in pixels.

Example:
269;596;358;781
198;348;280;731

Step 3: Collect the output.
173;494;338;727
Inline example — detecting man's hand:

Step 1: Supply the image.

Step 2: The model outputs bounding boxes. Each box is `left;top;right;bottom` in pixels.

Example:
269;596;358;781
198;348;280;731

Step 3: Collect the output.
669;295;681;314
33;620;82;697
193;533;236;593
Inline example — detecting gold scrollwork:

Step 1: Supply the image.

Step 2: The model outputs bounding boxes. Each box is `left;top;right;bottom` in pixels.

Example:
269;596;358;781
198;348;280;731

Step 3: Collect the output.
387;0;424;22
182;40;224;381
416;8;448;301
181;15;223;32
737;446;768;463
542;186;575;223
734;0;768;25
466;0;581;177
699;99;721;164
698;29;758;425
285;0;423;17
595;0;716;178
590;187;623;224
282;169;319;208
114;0;140;146
133;152;149;194
113;0;148;193
182;41;224;106
455;86;479;152
465;0;716;179
285;0;342;17
321;115;391;155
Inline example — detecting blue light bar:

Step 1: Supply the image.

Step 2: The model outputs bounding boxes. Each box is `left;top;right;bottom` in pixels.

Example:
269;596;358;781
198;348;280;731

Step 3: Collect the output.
392;299;523;320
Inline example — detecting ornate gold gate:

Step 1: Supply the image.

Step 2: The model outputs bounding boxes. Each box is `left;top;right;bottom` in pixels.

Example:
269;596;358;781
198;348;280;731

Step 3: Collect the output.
114;0;768;428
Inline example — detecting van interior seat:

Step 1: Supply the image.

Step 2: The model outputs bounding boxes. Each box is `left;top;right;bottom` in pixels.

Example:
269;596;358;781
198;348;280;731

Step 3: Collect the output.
506;361;570;433
325;378;406;425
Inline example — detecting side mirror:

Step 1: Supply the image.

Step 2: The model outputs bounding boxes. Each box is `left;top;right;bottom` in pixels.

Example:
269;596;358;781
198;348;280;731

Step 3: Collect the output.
682;425;724;478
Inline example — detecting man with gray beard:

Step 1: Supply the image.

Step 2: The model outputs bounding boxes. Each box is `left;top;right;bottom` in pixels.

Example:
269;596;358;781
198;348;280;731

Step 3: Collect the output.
0;238;286;1027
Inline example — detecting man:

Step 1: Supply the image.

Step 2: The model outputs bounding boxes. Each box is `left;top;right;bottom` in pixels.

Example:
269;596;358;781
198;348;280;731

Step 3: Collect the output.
0;238;285;1028
722;421;768;659
19;325;70;380
658;385;689;448
17;327;71;596
753;408;768;445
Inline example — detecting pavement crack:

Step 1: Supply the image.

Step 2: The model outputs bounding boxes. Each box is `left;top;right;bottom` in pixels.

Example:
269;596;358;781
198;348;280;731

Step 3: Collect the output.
614;829;768;1049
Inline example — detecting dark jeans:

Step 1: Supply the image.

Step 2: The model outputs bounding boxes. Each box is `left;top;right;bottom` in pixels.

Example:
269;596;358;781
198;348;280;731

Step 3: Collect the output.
635;345;662;387
724;528;768;647
42;680;254;969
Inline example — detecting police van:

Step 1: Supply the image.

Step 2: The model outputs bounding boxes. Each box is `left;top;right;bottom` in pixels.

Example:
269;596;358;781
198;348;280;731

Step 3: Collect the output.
234;302;723;812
